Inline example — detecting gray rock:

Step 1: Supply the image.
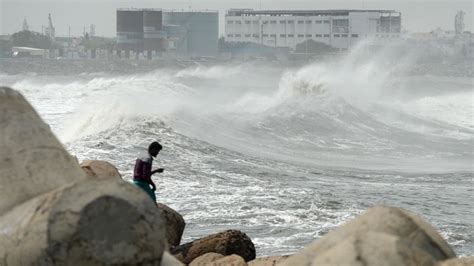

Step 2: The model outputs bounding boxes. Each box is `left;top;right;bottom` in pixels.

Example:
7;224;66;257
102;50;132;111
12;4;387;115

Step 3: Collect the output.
281;206;456;266
0;87;86;215
157;203;186;247
80;160;122;179
436;257;474;266
190;252;225;266
0;179;167;265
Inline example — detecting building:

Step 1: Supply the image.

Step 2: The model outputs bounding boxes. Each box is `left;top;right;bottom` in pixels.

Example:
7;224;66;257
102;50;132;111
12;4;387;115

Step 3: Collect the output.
116;9;218;59
225;9;402;50
116;8;167;59
163;11;219;56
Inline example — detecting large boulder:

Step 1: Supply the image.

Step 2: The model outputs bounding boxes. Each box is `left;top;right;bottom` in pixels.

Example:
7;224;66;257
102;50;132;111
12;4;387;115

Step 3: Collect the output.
189;252;225;266
172;230;256;264
80;160;122;179
0;88;168;264
211;255;247;266
0;178;167;265
157;203;186;247
0;87;86;215
161;251;185;266
281;206;456;266
436;257;474;266
248;255;290;266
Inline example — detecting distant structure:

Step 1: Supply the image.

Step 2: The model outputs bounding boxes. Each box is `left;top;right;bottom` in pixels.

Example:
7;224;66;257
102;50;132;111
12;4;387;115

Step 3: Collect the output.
22;18;29;31
225;9;402;50
116;8;218;59
163;11;218;56
454;11;465;36
90;24;96;37
45;13;55;40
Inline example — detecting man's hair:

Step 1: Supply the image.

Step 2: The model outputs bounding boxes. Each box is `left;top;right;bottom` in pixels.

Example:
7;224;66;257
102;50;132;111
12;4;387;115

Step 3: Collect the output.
149;141;162;152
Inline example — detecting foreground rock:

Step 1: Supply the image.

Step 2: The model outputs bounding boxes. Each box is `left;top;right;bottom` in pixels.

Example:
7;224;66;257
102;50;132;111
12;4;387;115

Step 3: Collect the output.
190;252;225;265
161;251;185;266
172;230;256;264
0;87;86;215
281;206;456;266
0;87;168;264
157;203;186;247
248;255;289;266
436;257;474;266
211;255;247;266
80;160;122;179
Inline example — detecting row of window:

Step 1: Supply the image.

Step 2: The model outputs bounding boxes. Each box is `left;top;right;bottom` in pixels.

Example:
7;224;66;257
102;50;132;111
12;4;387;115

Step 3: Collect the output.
228;20;331;25
227;34;360;38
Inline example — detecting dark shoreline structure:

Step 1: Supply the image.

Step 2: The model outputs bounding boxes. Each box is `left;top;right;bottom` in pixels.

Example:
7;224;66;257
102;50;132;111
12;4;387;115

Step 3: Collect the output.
0;87;472;265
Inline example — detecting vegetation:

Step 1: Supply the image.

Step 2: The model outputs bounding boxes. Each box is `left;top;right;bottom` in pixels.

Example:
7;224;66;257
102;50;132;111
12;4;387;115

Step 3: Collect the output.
295;39;337;54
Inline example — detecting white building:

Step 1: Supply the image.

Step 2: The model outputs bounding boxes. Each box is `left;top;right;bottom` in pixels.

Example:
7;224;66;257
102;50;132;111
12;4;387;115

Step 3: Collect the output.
225;9;402;50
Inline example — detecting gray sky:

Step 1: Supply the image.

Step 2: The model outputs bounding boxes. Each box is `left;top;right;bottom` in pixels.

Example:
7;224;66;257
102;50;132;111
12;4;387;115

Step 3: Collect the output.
1;0;472;37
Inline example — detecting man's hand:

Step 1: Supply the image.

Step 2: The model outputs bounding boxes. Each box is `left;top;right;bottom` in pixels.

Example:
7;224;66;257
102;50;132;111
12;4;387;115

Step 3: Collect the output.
152;168;164;174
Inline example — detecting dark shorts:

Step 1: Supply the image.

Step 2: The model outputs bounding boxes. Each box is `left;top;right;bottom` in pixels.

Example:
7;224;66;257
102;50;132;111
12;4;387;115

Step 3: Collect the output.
133;180;156;202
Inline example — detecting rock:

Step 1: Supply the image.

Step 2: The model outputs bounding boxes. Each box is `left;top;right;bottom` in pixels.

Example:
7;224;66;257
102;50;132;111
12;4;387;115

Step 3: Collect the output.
211;255;247;266
248;255;290;266
0;178;167;265
289;231;436;266
0;87;86;215
157;203;186;247
437;257;474;266
80;160;122;179
172;230;256;264
190;252;225;266
161;251;185;266
281;206;456;266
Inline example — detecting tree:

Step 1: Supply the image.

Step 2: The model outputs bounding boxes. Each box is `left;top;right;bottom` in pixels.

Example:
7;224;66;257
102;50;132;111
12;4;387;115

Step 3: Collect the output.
11;30;52;49
295;39;337;54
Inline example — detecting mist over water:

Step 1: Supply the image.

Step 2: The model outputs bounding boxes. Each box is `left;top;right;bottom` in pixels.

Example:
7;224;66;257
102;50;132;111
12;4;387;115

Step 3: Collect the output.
1;42;472;256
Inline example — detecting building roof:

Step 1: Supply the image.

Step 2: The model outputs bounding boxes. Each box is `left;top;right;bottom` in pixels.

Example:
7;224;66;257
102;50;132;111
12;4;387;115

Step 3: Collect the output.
226;9;399;17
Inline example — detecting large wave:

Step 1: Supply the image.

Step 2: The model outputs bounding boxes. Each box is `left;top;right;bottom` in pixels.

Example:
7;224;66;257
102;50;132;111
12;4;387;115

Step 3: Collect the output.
3;42;472;172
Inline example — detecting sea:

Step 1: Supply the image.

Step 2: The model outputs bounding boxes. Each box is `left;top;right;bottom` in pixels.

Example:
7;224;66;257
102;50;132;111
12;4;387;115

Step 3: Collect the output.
1;44;472;256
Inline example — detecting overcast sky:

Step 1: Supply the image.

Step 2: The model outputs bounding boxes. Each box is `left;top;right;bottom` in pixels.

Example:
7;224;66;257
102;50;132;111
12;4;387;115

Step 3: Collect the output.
1;0;472;37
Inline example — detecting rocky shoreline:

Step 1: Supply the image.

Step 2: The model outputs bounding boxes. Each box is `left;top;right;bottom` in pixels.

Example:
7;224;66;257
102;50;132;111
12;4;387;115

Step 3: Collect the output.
0;86;472;265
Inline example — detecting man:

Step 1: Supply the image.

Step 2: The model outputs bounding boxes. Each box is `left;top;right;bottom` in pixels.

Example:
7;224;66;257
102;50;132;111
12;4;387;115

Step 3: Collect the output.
133;141;164;202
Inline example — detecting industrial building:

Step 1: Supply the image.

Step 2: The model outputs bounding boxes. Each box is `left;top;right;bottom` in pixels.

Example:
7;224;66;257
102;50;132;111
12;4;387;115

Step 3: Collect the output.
225;9;402;50
116;9;166;59
116;9;218;59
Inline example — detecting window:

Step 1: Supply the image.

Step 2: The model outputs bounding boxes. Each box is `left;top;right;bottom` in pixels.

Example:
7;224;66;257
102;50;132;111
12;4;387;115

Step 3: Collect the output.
270;34;276;37
245;21;251;24
262;34;268;37
236;21;242;24
270;20;277;24
334;34;340;37
351;34;359;38
298;21;304;24
298;34;304;38
252;34;259;38
227;21;234;24
306;34;312;37
280;34;286;37
342;34;348;38
323;20;330;24
315;34;322;37
323;34;330;37
288;20;294;24
306;20;312;24
315;21;322;24
288;34;294;37
263;21;268;24
245;34;251;37
235;34;241;37
227;34;233;37
280;21;286;24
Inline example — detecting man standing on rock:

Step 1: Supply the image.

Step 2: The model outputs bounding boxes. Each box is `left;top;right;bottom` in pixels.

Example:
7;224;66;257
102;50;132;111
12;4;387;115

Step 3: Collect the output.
133;141;164;202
